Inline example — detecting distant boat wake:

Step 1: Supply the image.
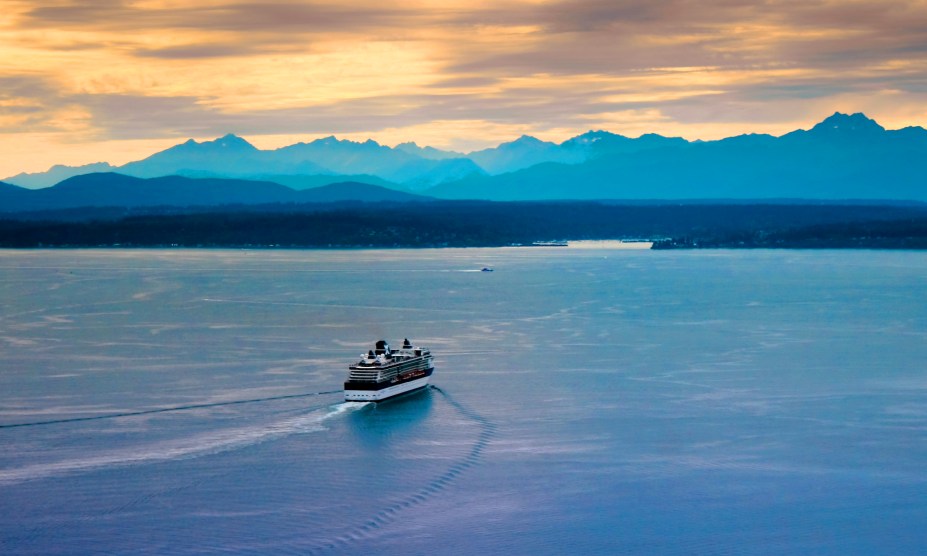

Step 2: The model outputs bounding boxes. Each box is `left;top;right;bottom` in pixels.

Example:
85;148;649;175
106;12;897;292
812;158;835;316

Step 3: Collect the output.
0;398;368;486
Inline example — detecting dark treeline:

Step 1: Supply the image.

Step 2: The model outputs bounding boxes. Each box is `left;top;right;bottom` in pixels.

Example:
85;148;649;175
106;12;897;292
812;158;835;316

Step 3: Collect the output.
2;201;927;248
653;218;927;249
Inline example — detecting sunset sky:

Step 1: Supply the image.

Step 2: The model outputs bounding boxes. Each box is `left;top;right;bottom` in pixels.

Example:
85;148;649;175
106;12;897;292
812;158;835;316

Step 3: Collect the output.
3;0;927;177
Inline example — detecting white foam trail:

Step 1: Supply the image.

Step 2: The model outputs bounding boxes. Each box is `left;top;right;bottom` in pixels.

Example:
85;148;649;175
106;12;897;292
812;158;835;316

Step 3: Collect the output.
0;402;370;485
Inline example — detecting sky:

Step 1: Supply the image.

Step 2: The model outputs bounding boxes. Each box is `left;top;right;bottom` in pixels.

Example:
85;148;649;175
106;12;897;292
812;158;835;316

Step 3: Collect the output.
3;0;927;177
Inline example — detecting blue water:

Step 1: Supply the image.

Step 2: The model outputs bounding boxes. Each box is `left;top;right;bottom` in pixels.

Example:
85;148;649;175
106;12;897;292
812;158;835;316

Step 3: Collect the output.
1;248;926;555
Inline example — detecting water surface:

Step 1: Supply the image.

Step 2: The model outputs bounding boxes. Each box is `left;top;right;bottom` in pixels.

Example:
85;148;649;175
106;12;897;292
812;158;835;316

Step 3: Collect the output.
1;248;925;554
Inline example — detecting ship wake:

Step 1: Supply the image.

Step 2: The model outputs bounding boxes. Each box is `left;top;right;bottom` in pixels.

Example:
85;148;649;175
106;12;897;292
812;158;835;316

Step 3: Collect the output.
303;385;497;555
0;400;369;486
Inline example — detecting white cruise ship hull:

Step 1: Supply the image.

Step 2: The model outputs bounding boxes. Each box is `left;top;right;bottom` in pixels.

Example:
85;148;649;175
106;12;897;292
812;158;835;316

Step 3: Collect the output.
344;374;431;402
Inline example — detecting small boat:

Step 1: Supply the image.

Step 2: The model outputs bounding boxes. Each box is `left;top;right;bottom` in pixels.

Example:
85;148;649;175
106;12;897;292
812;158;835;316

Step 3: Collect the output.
344;339;434;402
481;267;494;272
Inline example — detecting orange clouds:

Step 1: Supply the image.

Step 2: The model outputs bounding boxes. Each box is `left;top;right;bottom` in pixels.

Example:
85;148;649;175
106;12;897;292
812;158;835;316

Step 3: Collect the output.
2;0;927;176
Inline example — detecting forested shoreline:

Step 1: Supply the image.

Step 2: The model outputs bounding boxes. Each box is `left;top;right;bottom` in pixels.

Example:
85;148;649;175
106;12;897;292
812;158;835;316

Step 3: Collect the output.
2;201;927;249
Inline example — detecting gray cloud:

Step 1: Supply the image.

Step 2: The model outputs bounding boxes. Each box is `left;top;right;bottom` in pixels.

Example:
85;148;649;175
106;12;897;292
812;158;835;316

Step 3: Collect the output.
74;93;233;139
134;43;264;59
22;1;422;59
22;0;128;25
23;1;927;74
0;75;76;132
68;87;606;139
424;76;502;89
0;75;58;102
24;1;416;33
11;0;927;142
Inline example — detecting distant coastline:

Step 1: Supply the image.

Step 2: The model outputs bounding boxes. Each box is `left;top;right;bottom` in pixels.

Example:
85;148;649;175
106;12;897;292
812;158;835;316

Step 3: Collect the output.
651;218;927;250
2;201;926;250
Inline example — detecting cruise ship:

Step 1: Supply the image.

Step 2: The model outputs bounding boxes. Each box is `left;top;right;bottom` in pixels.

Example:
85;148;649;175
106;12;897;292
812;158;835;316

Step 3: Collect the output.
344;339;434;402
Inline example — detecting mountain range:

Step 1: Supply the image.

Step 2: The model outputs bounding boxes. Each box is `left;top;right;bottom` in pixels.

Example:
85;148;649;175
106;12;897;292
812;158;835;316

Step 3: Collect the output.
3;112;926;205
430;113;927;201
0;174;431;213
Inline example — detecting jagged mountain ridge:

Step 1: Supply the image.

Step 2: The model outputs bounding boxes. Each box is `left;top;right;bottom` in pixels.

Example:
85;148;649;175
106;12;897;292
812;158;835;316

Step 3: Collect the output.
426;113;927;201
118;134;488;191
0;121;746;189
4;112;926;202
119;133;332;179
5;162;118;189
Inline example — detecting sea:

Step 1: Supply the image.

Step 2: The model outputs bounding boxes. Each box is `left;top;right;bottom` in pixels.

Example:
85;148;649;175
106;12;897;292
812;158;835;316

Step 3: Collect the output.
1;247;926;555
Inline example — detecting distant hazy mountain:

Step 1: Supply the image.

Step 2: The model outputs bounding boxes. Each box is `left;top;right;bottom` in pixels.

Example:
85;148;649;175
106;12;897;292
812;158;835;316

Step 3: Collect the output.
119;134;331;178
5;162;118;189
467;135;584;174
392;157;488;189
272;136;405;176
0;173;433;213
271;136;485;188
428;113;927;201
394;142;464;160
462;131;691;175
42;134;480;189
560;130;689;158
5;112;926;202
